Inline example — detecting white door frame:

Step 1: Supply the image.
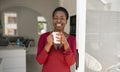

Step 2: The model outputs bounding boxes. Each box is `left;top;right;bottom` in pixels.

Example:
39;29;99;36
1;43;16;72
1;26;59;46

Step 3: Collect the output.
76;0;86;72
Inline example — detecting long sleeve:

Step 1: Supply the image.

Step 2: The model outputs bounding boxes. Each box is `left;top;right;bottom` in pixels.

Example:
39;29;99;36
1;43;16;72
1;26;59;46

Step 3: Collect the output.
63;36;76;66
36;33;49;64
36;33;76;72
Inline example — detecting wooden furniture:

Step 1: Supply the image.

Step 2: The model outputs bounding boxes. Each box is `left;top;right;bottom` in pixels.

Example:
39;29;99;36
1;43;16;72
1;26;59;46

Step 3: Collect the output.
0;46;26;72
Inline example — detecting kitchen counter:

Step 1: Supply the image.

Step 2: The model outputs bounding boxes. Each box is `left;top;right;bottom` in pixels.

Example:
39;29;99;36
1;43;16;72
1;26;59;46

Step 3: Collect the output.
0;45;25;50
0;46;26;72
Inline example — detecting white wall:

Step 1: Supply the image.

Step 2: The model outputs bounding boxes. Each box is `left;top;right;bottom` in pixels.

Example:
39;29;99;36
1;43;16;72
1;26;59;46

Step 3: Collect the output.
0;0;58;45
17;7;39;43
86;10;120;72
87;0;105;10
106;0;120;11
87;0;120;11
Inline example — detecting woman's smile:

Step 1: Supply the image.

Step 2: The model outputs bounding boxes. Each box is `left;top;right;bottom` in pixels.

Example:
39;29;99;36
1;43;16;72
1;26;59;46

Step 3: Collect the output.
56;23;62;27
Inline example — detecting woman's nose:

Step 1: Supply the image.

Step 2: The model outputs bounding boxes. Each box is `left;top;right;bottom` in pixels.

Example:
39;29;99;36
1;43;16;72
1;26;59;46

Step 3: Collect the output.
57;18;61;23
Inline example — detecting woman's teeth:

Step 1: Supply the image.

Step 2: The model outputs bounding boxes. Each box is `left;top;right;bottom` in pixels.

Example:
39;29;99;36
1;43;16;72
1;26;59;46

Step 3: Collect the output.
56;24;62;27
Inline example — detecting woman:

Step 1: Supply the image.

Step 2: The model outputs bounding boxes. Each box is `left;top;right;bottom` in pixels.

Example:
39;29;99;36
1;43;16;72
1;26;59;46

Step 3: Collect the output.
36;7;76;72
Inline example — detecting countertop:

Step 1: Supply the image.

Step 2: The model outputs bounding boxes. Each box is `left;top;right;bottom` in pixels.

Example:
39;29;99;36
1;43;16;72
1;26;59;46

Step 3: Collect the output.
0;45;25;50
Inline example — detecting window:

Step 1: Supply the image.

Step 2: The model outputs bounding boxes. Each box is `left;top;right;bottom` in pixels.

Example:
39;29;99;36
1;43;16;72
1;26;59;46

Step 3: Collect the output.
37;16;47;35
4;12;18;36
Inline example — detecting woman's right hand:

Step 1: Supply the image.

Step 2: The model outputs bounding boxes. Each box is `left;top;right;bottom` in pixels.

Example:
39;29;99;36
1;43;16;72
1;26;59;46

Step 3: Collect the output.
47;33;53;46
44;33;53;53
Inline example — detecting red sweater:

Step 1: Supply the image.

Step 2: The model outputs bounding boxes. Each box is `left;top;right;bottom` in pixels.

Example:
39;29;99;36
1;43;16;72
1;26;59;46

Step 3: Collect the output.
36;32;76;72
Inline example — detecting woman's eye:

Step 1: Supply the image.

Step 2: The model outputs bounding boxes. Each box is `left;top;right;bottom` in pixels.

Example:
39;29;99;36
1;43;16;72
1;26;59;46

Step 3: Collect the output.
60;18;65;20
54;18;58;20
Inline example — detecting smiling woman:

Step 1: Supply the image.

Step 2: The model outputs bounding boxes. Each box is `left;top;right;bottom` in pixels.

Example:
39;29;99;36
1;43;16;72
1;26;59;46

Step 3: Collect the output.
36;7;76;72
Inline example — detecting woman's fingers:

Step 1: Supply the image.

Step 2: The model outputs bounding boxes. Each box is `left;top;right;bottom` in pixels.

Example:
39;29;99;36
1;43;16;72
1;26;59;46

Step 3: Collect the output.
47;34;53;45
60;32;67;44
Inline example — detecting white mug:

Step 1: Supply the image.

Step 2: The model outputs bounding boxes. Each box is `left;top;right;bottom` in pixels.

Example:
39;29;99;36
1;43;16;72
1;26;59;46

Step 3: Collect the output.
52;32;61;44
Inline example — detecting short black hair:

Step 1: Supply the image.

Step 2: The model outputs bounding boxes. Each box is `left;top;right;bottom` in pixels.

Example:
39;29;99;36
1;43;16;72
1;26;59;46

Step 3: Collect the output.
52;7;69;20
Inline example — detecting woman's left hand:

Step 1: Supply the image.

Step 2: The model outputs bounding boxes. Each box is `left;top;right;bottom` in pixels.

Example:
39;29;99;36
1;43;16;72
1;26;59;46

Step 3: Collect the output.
60;33;67;44
60;32;69;50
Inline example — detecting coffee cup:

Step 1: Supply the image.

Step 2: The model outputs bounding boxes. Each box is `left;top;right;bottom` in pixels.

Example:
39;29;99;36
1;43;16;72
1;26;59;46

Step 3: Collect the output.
52;32;61;44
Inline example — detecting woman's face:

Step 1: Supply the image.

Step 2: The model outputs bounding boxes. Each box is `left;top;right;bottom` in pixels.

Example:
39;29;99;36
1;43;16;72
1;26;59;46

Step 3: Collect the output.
53;11;67;32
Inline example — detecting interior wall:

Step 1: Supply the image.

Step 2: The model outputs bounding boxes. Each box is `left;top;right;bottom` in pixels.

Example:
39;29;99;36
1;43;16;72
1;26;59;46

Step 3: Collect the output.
106;0;120;11
86;10;120;72
1;6;41;46
0;0;58;46
87;0;105;10
17;7;39;43
0;0;58;32
87;0;120;11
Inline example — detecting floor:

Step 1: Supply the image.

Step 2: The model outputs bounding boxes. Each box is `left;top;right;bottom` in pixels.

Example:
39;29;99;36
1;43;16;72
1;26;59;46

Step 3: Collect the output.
26;54;42;72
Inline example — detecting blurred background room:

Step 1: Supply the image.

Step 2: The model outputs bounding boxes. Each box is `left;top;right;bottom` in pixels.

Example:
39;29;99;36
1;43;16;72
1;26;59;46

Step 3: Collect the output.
0;0;120;72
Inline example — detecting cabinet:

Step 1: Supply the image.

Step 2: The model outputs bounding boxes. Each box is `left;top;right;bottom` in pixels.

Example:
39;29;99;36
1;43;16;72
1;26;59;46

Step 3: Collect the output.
0;47;26;72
